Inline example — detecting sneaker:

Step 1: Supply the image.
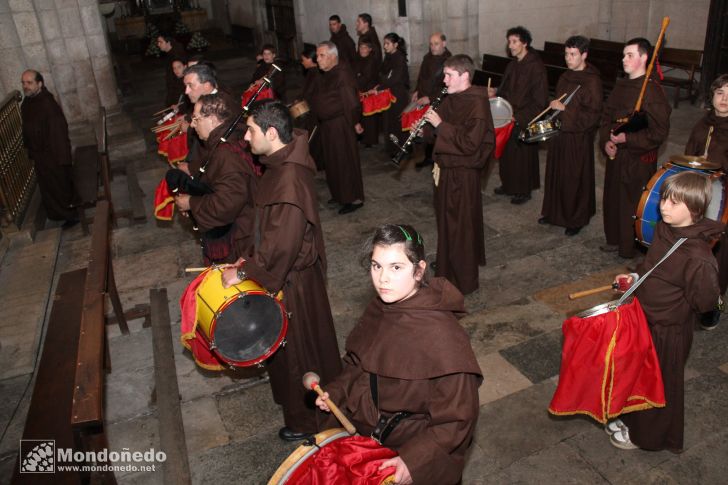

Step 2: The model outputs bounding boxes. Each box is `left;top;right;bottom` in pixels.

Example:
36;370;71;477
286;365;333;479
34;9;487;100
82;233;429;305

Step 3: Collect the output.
610;428;638;450
700;309;721;331
604;418;627;436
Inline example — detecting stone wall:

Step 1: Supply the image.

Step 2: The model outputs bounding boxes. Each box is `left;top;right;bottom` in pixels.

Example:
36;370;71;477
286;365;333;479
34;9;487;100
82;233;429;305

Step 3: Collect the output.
0;0;118;124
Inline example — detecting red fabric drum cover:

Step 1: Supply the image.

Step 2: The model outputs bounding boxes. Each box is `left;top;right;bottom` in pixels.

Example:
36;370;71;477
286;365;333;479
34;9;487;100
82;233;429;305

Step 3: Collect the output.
242;85;275;108
154;178;175;221
360;89;396;116
401;104;429;131
548;297;665;423
179;269;227;370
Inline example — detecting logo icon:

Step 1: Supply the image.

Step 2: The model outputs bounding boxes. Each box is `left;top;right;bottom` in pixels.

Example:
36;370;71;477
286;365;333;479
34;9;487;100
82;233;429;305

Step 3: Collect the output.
20;440;55;473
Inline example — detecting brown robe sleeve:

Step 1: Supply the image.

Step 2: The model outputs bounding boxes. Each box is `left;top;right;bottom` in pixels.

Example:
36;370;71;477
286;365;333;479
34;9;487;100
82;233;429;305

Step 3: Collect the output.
685;121;706;156
188;148;253;232
396;373;481;484
379;54;409;90
243;203;308;292
434;118;494;168
623;85;671;154
558;74;602;133
683;258;721;314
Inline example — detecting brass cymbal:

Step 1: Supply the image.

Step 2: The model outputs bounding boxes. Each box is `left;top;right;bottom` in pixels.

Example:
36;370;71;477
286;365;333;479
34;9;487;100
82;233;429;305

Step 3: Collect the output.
669;155;722;170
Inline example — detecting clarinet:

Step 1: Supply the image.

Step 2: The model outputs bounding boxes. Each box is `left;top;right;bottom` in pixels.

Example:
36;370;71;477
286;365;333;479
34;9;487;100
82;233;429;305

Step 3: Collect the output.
389;86;448;166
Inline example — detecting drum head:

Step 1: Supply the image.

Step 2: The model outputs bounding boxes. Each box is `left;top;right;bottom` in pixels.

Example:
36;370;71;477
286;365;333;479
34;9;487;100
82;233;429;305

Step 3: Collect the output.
490;97;513;128
669;154;721;171
212;293;285;366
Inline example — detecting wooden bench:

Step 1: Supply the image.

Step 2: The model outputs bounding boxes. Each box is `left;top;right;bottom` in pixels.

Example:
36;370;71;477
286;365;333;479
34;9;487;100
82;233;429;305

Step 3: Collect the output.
659;47;702;107
12;200;127;484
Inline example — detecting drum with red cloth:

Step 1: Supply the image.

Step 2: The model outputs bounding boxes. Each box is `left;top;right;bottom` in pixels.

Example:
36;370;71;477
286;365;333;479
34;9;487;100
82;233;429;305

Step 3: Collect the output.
242;84;275;107
360;89;396;116
548;296;665;424
400;102;429;131
268;428;397;484
490;97;514;159
155;115;189;164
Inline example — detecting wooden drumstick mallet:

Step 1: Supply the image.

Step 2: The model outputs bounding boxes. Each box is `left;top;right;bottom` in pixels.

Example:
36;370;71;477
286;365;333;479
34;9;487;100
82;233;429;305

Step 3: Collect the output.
568;283;618;300
303;372;356;435
527;92;567;127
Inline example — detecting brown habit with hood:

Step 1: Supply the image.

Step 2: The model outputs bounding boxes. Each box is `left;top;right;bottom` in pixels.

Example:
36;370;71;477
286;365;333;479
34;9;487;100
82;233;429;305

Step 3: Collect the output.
414;49;451;101
308;63;365;204
331;24;356;66
21;86;76;221
299;66;324;167
324;278;482;484
164;40;187;105
251;61;286;102
497;50;549;195
358;26;382;64
599;76;671;258
428;85;494;295
379;49;410;154
542;64;603;228
621;219;722;451
244;131;341;433
685;111;728;294
188;123;257;262
354;52;380;146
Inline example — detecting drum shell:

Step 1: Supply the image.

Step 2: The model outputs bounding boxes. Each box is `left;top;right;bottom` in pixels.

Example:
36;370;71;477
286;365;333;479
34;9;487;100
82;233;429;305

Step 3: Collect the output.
289;100;309;119
195;268;287;367
635;161;728;246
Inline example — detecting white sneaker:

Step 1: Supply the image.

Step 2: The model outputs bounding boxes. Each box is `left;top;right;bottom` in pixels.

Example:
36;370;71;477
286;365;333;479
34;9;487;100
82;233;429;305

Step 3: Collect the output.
610;428;639;450
604;418;627;436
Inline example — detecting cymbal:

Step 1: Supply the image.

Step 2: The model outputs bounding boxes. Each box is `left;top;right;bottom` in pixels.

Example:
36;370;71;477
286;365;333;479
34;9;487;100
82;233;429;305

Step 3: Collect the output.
669;155;722;170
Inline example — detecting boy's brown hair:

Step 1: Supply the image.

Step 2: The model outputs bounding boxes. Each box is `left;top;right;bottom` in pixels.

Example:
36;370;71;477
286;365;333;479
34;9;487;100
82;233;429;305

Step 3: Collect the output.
443;54;475;83
661;171;713;222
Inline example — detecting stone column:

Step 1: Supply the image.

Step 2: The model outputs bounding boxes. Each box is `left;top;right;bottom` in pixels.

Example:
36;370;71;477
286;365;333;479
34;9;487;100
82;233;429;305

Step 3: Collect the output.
0;0;118;124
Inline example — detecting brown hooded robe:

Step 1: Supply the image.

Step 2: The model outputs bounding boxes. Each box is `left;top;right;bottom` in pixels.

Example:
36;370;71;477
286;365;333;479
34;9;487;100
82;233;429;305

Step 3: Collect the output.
331;24;357;66
354;52;380;146
379;49;410;155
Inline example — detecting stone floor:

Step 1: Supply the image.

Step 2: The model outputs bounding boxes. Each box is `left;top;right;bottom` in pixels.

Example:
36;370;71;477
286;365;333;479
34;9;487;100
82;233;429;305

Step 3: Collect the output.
1;46;727;485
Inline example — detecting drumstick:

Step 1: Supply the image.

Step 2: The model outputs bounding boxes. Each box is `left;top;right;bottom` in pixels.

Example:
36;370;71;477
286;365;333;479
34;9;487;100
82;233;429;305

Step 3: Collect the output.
303;372;356;435
568;283;618;300
152;106;174;116
308;125;317;143
527;93;567;127
185;267;208;273
487;77;491;90
704;126;714;158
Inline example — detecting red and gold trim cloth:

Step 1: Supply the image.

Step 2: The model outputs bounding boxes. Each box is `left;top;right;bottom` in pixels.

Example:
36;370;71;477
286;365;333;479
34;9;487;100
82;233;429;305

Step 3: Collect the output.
548;297;665;424
241;85;275;108
179;268;226;371
156;116;189;164
400;104;429;131
360;89;396;116
153;178;175;221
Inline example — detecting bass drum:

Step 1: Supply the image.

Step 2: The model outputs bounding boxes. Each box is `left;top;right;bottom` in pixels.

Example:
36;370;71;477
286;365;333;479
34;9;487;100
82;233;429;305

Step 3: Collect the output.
195;267;287;367
635;158;728;246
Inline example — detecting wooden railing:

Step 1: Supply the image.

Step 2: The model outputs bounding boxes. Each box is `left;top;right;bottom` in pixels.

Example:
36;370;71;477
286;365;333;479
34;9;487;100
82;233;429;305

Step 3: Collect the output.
0;90;35;229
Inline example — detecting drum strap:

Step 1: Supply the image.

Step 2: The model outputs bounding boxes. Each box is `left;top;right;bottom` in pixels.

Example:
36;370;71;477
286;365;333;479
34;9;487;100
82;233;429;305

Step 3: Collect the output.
617;237;687;304
369;373;412;445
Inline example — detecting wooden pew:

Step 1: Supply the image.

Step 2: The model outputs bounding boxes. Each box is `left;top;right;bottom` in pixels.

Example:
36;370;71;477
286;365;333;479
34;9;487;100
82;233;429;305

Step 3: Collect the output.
659;47;702;107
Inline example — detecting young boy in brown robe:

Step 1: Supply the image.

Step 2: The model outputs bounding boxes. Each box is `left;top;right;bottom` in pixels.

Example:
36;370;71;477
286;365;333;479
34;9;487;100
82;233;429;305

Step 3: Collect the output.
608;171;723;452
379;33;410;157
316;224;482;485
354;40;380;147
424;54;495;295
251;44;286;102
685;74;728;329
221;100;341;441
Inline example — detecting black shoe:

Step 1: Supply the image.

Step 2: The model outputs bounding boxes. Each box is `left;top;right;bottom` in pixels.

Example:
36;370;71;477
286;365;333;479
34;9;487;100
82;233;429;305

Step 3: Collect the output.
415;158;434;170
338;202;363;214
565;226;581;236
599;244;619;253
278;427;312;442
510;194;531;205
61;219;80;230
327;198;337;205
700;309;721;330
538;217;549;225
493;186;506;195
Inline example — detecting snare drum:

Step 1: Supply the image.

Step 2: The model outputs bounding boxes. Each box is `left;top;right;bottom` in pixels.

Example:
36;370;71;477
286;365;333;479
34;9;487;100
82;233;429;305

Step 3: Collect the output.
187;267;288;368
360;89;396;116
490;97;514;159
518;118;561;143
268;428;397;484
549;297;665;423
635;159;728;246
289;100;309;119
400;102;428;131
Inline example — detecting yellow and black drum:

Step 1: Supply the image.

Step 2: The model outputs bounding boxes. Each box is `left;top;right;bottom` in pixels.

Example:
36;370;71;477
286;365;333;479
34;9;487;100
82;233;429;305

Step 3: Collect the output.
196;267;287;367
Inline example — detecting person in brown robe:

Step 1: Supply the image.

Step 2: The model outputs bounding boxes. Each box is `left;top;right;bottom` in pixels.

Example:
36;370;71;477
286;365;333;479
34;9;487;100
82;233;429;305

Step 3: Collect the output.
354;40;380;147
600;38;671;259
166;58;188;107
317;224;482;484
355;13;382;64
329;14;356;66
173;93;257;264
251;44;286;102
489;26;548;205
221;100;341;440
540;36;603;235
424;55;495;295
685;73;728;329
157;34;187;103
297;46;324;169
20;70;78;227
412;32;451;169
379;33;410;157
610;172;722;452
309;41;366;214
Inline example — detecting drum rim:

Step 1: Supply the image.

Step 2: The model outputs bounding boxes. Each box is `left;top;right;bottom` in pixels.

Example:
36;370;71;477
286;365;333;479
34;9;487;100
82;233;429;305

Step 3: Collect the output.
207;290;289;367
576;297;633;318
490;96;513;129
268;428;350;485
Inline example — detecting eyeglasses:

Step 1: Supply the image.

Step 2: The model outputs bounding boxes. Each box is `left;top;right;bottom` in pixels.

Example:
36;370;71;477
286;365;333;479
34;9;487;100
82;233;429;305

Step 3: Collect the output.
191;115;207;123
